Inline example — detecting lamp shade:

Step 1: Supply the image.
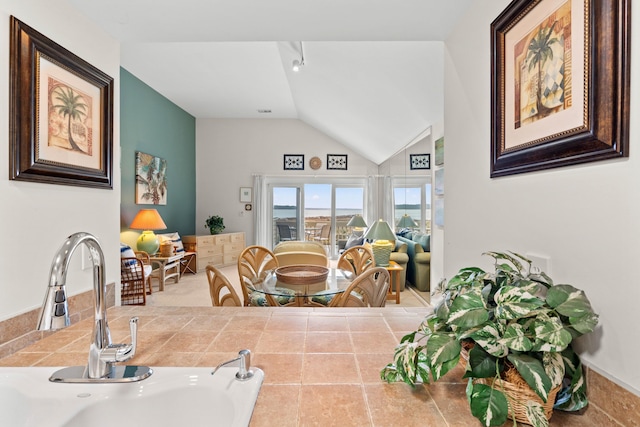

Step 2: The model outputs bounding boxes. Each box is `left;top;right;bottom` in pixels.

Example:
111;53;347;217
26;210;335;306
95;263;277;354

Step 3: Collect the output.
397;214;417;228
347;215;367;228
130;209;167;255
364;219;396;242
364;219;396;267
130;209;167;230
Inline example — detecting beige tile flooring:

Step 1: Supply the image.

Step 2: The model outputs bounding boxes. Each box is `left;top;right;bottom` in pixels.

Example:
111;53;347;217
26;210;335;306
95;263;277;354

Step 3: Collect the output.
146;263;431;308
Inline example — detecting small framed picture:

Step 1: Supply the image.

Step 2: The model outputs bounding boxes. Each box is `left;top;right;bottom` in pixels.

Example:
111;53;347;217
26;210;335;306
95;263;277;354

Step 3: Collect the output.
327;154;348;170
434;137;444;166
410;154;430;170
284;154;304;170
240;187;252;202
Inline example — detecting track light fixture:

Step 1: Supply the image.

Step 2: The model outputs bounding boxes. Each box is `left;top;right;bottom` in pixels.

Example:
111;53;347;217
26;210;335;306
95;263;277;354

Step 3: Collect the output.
292;41;305;72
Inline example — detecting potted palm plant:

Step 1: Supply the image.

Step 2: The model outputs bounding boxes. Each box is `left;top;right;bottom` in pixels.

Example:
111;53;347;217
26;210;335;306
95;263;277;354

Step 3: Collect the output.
381;251;598;427
205;215;225;235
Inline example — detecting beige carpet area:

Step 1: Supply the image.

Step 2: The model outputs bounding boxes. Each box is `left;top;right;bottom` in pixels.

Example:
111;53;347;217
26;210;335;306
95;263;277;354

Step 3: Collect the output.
146;263;431;308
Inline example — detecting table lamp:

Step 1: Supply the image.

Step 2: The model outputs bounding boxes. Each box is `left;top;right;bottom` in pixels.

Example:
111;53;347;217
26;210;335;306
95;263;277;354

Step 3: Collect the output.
346;214;367;236
397;214;417;228
364;219;396;266
130;209;167;255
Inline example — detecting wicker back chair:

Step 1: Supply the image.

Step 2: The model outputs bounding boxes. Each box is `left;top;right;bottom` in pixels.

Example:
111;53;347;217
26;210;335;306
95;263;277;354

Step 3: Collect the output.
237;245;280;306
206;265;242;306
337;245;375;276
329;267;389;307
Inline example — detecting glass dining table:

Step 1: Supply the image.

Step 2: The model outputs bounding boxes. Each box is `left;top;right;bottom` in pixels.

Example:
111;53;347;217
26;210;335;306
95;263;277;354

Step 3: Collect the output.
248;267;355;307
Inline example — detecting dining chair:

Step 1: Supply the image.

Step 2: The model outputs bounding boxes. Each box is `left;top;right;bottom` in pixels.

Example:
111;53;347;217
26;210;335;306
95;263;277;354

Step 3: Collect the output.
337;245;375;276
237;245;294;306
329;267;390;307
276;224;296;242
313;224;331;245
206;265;242;306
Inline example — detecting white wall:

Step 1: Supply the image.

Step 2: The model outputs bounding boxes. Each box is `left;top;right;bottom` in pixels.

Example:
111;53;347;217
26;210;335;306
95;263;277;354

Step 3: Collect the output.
196;119;379;245
428;121;444;287
444;0;640;395
0;1;120;321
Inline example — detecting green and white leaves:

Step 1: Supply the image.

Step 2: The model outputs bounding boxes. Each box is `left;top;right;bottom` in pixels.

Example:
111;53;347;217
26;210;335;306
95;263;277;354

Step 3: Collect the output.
380;250;598;427
524;401;549;427
448;288;489;328
468;381;509;427
547;284;599;335
508;354;552;403
425;333;461;381
494;286;545;320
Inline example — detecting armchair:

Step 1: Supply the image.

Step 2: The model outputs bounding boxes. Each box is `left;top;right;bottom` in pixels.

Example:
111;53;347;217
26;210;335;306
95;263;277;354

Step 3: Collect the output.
120;248;154;305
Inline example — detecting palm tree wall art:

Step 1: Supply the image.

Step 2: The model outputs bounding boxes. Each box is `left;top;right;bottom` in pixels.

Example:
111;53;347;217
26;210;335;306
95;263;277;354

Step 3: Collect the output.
515;2;571;128
135;151;168;205
49;81;92;154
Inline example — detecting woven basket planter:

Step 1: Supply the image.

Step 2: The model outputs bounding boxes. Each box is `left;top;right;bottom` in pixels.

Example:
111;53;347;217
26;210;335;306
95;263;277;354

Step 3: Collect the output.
476;374;560;424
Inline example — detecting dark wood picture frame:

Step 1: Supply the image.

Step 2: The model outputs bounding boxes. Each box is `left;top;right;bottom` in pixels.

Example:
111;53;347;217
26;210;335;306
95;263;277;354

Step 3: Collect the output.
9;16;114;189
490;0;630;178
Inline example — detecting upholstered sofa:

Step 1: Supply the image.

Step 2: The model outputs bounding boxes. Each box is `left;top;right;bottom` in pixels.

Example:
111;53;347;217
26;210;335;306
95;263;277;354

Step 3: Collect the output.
395;232;431;292
272;241;329;266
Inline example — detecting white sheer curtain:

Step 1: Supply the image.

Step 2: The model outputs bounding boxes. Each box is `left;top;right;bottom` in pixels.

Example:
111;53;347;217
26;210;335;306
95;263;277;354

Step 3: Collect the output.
366;175;394;228
253;175;268;246
366;176;378;225
382;176;394;227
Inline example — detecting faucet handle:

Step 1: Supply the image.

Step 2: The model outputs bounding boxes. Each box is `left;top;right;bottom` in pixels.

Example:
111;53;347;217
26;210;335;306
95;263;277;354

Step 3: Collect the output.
99;317;138;363
128;316;138;356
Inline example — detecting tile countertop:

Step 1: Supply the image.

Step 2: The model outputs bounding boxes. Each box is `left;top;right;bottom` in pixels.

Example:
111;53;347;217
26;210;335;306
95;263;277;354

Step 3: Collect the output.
0;306;596;426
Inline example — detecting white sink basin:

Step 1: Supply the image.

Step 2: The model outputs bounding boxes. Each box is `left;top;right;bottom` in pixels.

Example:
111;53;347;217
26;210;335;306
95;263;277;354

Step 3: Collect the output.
0;366;264;427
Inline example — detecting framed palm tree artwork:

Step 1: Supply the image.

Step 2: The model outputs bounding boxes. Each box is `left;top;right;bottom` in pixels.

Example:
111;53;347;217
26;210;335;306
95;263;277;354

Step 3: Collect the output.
9;16;113;189
135;152;167;205
490;0;630;178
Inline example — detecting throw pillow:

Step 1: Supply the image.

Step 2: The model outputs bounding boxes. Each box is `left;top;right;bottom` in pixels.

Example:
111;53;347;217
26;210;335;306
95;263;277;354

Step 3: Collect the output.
396;228;412;238
120;243;137;267
412;233;430;252
159;232;184;253
344;234;364;250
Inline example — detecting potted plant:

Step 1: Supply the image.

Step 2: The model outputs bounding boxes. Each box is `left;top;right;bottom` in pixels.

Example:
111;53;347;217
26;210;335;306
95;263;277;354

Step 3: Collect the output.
205;215;225;235
381;251;598;427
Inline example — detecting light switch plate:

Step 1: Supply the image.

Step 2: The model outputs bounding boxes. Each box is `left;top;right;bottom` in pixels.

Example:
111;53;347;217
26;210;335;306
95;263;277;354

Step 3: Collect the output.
525;253;550;276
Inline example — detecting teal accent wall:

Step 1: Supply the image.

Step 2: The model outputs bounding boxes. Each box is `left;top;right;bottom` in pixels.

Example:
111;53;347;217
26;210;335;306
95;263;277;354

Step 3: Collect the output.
120;68;196;236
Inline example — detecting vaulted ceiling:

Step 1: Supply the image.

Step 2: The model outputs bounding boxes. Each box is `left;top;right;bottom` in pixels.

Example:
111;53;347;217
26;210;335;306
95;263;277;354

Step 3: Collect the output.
68;0;472;164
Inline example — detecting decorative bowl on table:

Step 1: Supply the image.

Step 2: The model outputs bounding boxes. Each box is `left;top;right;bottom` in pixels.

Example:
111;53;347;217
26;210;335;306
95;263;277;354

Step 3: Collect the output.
275;265;329;285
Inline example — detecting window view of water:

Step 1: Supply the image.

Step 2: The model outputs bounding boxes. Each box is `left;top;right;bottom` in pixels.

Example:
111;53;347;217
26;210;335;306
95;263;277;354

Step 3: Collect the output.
273;206;425;222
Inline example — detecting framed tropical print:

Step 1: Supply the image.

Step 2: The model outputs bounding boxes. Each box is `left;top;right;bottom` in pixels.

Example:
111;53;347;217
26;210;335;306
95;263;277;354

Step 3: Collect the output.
490;0;630;177
135;152;167;205
9;16;114;189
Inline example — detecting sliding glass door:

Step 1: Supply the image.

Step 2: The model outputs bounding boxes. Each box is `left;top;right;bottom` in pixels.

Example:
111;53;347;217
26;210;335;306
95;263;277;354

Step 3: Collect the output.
393;178;431;233
272;186;301;247
268;178;366;258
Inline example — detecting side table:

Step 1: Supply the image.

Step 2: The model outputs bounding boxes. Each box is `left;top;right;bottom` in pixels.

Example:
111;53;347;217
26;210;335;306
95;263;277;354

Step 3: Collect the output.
180;252;197;276
383;261;403;304
150;253;184;291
